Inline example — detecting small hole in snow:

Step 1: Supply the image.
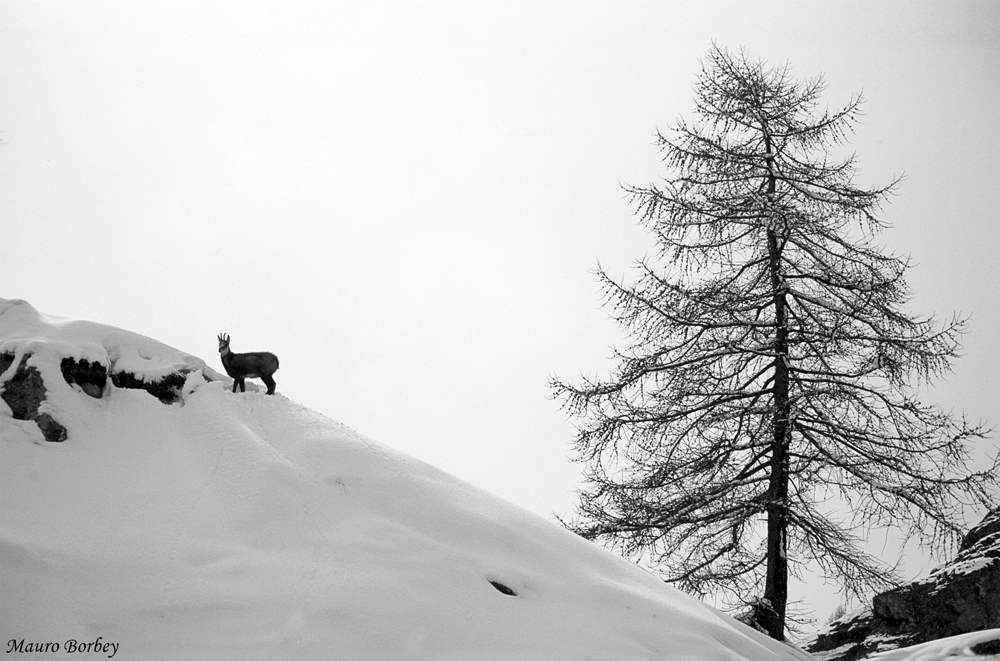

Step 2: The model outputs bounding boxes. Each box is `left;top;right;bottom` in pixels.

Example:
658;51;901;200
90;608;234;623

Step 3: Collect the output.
489;580;517;596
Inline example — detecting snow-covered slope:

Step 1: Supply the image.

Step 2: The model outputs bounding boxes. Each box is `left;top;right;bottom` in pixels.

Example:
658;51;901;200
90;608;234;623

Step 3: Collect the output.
0;299;810;660
869;629;1000;661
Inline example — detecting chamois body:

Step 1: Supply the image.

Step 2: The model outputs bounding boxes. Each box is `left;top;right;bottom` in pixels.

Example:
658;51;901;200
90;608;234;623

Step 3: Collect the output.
217;333;279;395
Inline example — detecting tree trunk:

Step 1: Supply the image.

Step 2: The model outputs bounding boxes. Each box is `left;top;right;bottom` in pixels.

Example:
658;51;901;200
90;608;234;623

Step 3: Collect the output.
761;146;790;641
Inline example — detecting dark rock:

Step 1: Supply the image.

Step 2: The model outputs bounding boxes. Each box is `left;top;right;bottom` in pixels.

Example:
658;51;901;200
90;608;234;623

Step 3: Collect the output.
60;357;107;398
809;607;924;661
807;507;1000;660
972;637;1000;655
111;370;188;404
0;351;15;375
0;353;68;442
807;609;888;661
35;413;68;443
1;355;42;419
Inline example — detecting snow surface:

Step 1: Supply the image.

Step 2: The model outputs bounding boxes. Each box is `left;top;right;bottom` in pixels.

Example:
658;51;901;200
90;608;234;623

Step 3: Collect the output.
869;629;1000;661
0;299;812;660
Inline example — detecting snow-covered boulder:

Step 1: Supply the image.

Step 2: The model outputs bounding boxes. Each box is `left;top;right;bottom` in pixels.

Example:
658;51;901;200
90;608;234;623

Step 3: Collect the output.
806;508;1000;660
0;298;225;445
0;299;808;660
0;351;67;442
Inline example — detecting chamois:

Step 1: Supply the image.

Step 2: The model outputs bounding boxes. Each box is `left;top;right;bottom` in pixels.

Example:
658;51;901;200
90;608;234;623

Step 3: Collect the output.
217;333;279;395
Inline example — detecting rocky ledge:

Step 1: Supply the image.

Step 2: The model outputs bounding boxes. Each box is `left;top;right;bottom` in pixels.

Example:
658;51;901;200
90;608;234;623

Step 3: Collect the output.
1;351;199;442
0;352;69;443
806;508;1000;660
0;299;230;443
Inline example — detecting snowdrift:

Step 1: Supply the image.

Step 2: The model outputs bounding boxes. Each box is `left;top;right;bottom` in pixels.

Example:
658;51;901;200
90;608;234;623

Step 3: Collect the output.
0;299;810;660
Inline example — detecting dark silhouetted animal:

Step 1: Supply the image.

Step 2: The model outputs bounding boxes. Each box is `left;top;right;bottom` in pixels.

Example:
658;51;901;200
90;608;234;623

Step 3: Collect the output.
217;333;279;395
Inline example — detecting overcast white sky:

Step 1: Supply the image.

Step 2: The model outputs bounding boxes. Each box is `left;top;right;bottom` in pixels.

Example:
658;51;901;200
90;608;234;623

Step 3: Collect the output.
2;0;997;629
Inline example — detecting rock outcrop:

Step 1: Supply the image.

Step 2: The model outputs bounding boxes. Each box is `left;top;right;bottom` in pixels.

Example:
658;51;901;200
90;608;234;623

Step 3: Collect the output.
1;351;199;441
1;299;231;443
109;369;190;404
806;508;1000;660
60;357;108;399
0;352;68;443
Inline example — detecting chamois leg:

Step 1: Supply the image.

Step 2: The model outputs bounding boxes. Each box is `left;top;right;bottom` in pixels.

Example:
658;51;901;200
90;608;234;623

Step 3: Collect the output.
262;374;276;395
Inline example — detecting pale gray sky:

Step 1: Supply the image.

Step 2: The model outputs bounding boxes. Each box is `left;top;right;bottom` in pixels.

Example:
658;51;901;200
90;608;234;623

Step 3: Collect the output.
2;0;997;629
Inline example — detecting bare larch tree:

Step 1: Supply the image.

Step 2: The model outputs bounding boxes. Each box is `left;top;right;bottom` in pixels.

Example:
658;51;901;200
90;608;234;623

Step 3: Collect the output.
551;45;996;641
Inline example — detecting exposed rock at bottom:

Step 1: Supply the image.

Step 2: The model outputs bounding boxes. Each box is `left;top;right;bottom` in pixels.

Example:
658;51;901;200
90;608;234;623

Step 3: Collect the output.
0;352;14;376
60;353;192;404
110;370;189;404
2;351;195;442
1;352;68;442
61;357;107;398
806;507;1000;660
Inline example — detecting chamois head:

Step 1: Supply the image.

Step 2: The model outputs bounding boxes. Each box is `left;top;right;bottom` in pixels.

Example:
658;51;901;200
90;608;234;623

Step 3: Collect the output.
217;333;230;354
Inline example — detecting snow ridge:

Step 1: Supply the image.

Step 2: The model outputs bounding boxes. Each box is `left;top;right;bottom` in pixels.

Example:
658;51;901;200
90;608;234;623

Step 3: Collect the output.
0;299;808;660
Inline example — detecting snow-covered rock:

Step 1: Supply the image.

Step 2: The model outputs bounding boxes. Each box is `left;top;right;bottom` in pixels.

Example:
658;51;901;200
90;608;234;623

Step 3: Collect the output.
0;299;809;660
806;509;1000;661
